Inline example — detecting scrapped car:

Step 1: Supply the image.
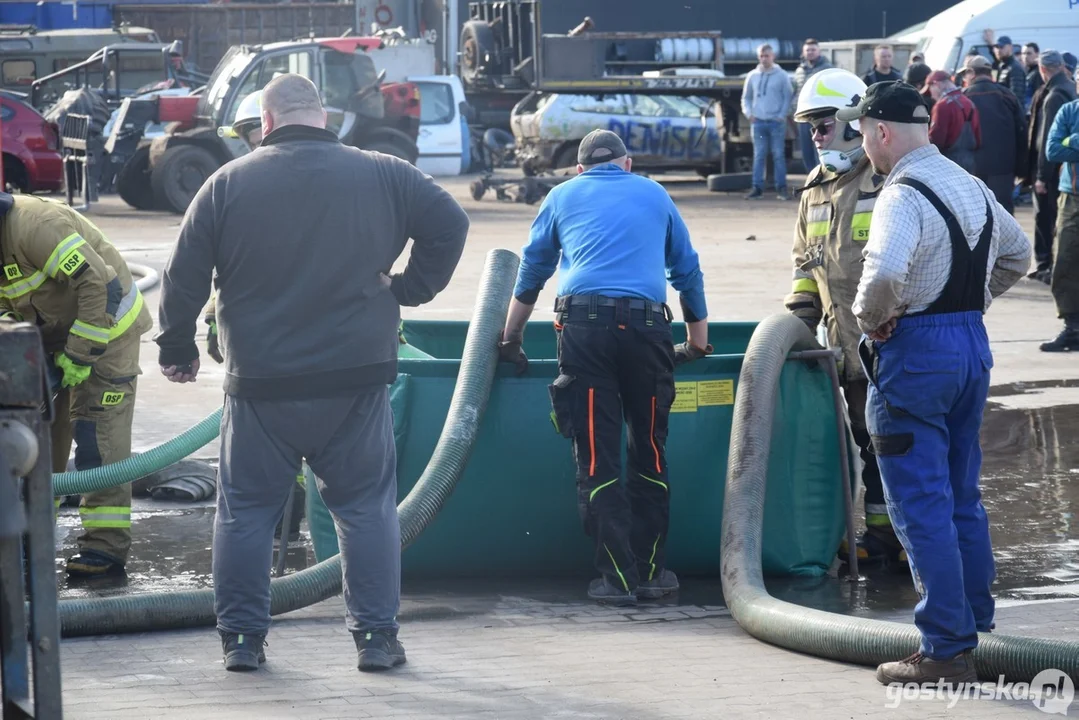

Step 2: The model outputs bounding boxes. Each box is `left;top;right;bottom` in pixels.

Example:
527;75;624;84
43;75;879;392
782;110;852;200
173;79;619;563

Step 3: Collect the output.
1;90;63;193
510;91;722;175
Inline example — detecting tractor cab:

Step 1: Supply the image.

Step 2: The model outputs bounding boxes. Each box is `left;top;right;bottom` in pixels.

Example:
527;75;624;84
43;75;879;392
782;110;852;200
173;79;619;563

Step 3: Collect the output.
201;39;410;161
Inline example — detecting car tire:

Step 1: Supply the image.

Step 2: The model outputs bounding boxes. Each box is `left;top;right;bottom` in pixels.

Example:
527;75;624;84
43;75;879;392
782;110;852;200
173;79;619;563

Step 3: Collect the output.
552;143;579;172
151;144;220;215
707;172;754;192
2;154;28;193
460;21;496;87
469;179;486;201
116;146;158;210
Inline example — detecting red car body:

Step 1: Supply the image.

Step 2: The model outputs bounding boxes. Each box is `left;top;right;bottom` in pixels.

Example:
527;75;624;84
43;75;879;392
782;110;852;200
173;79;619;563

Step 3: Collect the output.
1;91;63;193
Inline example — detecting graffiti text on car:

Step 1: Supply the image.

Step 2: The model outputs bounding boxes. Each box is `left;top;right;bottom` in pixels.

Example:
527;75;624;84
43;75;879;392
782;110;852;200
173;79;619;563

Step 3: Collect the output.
606;119;722;159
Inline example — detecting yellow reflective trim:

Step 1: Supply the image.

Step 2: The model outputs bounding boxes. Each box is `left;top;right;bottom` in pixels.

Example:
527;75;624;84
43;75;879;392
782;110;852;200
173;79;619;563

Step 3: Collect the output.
70;320;110;343
639;473;668;491
792;278;819;294
814;76;847;98
647;534;660;582
806;220;830;237
851;211;872;242
0;270;46;299
44;234;86;278
603;543;630;592
589;478;618;503
81;518;131;528
4;263;21;281
108;288;143;339
101;391;125;406
79;506;131;528
80;506;130;515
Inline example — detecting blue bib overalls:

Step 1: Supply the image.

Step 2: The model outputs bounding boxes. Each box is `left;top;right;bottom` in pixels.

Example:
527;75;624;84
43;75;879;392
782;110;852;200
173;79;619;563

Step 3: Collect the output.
859;178;997;660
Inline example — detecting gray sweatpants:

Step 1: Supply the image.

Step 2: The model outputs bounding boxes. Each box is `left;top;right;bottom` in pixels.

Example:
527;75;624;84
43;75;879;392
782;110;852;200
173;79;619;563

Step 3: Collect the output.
214;387;400;636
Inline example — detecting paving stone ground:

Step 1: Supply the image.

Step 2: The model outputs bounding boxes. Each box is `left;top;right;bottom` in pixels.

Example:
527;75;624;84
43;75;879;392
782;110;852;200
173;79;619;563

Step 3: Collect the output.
57;589;1079;720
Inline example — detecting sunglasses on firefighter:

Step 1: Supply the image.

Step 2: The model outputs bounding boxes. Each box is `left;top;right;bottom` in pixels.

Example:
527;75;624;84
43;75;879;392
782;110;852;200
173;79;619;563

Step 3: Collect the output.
810;118;836;137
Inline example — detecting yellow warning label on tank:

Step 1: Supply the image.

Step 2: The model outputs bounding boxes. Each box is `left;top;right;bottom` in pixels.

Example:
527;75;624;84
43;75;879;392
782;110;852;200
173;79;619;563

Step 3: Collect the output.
671;382;698;413
697;379;734;406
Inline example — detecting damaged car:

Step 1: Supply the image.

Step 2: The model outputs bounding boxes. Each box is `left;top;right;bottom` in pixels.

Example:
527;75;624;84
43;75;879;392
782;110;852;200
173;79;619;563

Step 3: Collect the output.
510;90;722;175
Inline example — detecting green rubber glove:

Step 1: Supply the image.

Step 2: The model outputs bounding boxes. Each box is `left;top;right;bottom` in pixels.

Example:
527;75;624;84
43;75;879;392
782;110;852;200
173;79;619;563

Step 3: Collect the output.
54;352;92;388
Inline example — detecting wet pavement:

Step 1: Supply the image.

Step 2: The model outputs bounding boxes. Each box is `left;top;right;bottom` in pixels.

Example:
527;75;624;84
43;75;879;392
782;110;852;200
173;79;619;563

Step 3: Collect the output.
54;383;1079;621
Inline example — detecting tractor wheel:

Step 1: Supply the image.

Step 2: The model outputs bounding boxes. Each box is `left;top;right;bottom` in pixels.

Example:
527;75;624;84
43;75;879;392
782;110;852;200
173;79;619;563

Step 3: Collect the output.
363;139;418;165
469;179;486;201
459;21;496;87
116;146;157;210
151;144;220;214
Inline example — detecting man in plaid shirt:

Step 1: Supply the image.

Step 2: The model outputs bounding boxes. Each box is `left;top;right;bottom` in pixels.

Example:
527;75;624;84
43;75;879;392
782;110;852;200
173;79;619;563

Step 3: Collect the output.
836;81;1031;687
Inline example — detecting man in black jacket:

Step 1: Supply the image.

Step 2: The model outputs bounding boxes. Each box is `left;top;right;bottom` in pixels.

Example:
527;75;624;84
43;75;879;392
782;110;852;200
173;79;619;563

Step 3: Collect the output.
993;35;1027;102
964;56;1028;213
1027;50;1078;281
862;44;903;85
154;74;470;673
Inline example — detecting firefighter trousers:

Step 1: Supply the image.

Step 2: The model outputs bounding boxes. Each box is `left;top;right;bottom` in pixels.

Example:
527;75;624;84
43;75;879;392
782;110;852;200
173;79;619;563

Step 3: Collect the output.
861;312;996;660
841;378;886;522
215;387;399;636
548;300;676;593
51;330;141;564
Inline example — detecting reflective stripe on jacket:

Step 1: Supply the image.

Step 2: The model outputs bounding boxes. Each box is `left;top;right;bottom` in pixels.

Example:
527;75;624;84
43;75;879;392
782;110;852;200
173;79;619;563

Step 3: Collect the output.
0;196;152;361
785;155;885;381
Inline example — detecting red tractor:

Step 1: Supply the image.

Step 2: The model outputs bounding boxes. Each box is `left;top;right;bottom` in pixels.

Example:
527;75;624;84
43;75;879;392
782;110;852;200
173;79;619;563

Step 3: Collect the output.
111;37;420;214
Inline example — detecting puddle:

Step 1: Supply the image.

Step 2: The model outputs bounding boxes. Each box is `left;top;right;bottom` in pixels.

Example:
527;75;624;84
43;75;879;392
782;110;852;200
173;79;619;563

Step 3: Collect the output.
54;383;1079;619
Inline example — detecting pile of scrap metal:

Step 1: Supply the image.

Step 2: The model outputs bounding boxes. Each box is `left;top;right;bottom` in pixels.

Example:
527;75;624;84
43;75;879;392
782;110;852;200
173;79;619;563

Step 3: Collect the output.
467;126;573;204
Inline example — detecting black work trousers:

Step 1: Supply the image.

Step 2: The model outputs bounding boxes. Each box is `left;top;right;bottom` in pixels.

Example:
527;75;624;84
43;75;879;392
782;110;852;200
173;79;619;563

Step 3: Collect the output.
548;299;676;592
1035;184;1060;272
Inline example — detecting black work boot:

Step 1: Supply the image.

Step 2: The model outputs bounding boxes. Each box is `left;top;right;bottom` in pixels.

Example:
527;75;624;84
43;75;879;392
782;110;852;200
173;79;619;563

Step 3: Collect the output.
354;629;407;672
66;549;124;577
876;651;977;686
587;577;638;606
1040;316;1079;352
220;630;266;672
636;569;679;600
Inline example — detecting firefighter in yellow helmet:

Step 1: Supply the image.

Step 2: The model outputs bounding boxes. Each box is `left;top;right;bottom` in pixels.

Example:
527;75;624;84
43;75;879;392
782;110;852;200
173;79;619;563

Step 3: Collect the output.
0;193;153;575
784;69;904;566
205;91;265;362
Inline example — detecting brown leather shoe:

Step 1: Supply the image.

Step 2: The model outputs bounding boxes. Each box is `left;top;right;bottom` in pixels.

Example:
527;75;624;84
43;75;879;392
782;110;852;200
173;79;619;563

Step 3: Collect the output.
876;651;977;686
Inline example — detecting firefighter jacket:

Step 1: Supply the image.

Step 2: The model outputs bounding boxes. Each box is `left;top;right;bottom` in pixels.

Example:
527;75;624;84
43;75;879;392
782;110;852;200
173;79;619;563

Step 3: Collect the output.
0;196;152;363
784;155;885;382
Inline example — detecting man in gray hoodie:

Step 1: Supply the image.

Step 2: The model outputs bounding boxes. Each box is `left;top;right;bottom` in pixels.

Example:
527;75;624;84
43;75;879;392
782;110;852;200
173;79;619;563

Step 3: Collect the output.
741;43;794;199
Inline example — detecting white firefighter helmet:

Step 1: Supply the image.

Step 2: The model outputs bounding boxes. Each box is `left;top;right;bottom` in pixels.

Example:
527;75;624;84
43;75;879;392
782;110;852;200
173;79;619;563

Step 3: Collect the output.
794;69;868;174
794;68;867;123
231;90;263;138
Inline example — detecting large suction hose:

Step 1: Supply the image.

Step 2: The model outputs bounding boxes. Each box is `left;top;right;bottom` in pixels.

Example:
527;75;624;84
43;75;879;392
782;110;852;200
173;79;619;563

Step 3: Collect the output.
57;248;520;637
721;313;1079;683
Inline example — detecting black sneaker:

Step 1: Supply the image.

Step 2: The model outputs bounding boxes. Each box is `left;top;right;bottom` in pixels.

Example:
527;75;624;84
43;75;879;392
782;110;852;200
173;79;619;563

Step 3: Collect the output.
636;569;679;599
587;577;638;606
776;188;791;201
354;629;407;672
220;631;266;672
745;188;763;200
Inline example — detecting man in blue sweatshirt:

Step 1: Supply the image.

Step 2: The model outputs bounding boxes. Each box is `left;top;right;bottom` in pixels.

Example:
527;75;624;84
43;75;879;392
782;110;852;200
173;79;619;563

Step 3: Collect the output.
499;129;710;606
741;43;794;200
1041;90;1079;351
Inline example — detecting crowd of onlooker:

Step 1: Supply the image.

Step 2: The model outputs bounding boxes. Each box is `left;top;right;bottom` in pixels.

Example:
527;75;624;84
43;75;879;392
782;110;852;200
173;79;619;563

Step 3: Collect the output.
742;33;1079;351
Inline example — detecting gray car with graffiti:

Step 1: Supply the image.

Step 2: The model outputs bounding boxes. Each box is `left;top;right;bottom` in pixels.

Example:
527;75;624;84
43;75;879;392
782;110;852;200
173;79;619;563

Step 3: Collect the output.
510;91;722;175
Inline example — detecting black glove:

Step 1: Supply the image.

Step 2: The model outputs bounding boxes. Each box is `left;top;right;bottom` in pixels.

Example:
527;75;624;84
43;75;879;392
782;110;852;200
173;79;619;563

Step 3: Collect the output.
498;336;529;376
674;342;713;366
206;321;224;364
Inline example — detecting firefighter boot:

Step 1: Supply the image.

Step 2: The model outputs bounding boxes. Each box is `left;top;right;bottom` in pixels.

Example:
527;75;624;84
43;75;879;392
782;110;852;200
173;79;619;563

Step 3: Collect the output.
637;569;679;600
587;577;638;606
66;549;125;577
876;651;977;686
839;516;907;566
220;631;266;672
1040;315;1079;352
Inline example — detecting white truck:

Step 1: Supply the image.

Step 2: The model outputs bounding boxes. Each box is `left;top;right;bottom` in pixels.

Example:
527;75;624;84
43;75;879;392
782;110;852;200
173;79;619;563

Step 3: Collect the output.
916;0;1079;72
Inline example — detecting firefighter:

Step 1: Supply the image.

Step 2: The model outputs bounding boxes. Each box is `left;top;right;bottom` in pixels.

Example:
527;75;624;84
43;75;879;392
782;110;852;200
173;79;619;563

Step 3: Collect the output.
205;90;265;363
0;193;153;576
784;69;904;565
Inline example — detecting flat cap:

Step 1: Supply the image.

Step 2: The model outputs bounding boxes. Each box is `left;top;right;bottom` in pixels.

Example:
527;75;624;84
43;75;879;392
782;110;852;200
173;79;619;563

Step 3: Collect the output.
1040;50;1064;68
577;129;627;165
964;55;993;71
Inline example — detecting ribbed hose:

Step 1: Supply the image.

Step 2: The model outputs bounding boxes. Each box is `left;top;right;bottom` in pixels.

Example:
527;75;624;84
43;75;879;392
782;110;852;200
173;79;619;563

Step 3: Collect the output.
721;313;1079;683
57;248;520;637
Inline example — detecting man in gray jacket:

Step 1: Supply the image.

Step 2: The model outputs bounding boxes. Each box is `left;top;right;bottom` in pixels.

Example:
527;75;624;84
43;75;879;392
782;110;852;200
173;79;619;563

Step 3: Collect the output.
154;74;469;673
741;43;794;200
792;38;833;171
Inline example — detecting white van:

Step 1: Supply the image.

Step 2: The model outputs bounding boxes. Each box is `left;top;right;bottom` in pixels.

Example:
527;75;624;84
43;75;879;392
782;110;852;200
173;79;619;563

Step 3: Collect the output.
917;0;1079;73
408;74;469;176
